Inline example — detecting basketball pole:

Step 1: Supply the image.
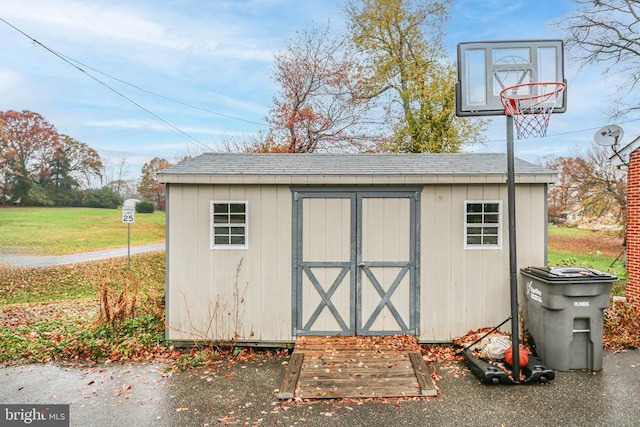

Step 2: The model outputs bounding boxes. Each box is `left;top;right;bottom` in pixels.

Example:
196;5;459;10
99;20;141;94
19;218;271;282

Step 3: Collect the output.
506;115;521;383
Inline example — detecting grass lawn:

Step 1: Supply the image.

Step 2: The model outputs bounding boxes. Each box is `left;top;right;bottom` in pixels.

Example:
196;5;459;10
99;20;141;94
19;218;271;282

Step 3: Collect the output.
0;207;165;255
547;224;618;239
547;224;627;295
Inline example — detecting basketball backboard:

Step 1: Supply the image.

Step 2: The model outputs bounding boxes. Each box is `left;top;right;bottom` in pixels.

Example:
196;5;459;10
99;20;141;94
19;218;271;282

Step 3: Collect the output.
456;40;566;117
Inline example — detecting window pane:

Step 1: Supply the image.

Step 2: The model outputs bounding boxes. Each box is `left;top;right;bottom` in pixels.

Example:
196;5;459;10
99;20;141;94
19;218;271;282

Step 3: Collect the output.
215;235;230;245
467;235;482;245
229;214;246;223
483;235;498;245
230;204;246;214
215;226;230;235
468;227;483;235
467;203;483;213
484;226;499;235
230;227;245;235
214;214;229;223
484;203;499;213
213;203;229;214
230;236;245;245
467;214;483;224
484;213;499;223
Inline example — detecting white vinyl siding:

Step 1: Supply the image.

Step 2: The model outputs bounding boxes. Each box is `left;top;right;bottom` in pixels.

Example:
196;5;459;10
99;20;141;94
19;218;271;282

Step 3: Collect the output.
211;201;248;249
464;201;502;249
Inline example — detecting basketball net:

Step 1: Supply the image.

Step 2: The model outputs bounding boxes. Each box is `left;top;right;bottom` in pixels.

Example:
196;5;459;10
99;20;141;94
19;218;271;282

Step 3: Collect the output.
500;82;566;139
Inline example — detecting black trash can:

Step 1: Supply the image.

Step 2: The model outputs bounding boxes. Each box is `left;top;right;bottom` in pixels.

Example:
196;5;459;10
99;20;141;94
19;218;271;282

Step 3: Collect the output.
520;266;618;371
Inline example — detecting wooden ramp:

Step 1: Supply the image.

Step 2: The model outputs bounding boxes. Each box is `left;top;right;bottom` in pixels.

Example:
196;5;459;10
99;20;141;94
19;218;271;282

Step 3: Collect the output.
279;336;437;399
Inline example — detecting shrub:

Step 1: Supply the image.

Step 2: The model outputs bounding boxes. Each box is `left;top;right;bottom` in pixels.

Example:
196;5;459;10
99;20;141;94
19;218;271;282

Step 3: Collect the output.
82;187;123;209
136;201;155;213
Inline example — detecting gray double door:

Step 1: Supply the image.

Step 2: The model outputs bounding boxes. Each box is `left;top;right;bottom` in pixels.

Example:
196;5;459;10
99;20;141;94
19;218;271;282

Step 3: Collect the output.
292;188;420;336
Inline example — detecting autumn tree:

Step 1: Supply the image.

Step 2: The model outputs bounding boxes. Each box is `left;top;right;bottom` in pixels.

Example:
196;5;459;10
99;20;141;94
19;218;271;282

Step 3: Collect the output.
137;157;170;206
545;145;627;230
266;24;378;153
0;110;60;204
58;135;103;189
345;0;485;152
558;0;640;115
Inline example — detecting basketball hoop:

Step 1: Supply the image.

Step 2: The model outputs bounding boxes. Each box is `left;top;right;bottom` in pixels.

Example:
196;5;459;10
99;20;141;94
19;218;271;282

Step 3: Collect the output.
500;82;566;139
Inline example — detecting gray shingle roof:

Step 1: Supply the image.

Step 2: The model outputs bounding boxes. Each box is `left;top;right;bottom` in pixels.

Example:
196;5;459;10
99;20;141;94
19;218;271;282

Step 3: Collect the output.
158;153;556;185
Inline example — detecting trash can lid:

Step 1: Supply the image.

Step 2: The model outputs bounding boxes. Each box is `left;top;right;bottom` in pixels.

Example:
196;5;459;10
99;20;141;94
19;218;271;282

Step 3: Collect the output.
521;266;618;282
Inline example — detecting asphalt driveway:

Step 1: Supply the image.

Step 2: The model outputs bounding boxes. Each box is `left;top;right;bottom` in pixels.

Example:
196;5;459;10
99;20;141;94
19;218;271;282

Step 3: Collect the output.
1;349;639;427
0;243;165;267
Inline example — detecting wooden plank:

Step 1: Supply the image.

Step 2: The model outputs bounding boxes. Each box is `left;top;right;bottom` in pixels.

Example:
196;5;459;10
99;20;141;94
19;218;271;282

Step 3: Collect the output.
282;336;437;399
303;361;413;369
409;352;438;397
278;353;304;399
301;369;416;379
300;385;422;399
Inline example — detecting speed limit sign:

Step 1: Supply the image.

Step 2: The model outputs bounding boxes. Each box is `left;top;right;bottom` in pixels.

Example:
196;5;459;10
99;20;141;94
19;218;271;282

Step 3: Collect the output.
122;205;135;223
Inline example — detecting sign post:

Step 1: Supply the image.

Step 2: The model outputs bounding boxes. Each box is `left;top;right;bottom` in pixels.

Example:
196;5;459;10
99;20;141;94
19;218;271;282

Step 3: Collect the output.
122;203;135;265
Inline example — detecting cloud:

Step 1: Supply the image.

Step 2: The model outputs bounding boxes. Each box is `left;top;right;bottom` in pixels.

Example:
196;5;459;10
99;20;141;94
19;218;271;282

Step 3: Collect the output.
2;0;277;65
3;0;184;49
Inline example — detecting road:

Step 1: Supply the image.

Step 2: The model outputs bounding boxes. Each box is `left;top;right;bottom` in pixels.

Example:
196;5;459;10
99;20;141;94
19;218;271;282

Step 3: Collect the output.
0;243;165;267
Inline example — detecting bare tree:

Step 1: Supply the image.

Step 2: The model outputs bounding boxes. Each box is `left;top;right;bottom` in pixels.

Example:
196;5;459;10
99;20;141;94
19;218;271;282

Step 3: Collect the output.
266;23;379;153
557;0;640;115
99;154;132;198
545;144;627;230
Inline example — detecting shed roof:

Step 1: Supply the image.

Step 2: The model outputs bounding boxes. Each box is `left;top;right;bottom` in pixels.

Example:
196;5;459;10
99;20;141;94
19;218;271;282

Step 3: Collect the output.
158;153;556;185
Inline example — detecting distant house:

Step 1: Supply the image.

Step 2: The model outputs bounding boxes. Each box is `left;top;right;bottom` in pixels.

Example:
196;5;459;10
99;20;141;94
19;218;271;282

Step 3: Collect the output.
158;153;556;345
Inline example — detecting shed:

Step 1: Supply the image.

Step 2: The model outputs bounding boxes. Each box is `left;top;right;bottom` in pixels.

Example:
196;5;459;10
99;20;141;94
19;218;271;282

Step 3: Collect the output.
158;153;556;346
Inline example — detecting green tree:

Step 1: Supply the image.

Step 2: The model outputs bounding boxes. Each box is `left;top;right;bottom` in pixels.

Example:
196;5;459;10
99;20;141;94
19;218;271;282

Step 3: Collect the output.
345;0;485;152
137;157;170;205
45;147;78;206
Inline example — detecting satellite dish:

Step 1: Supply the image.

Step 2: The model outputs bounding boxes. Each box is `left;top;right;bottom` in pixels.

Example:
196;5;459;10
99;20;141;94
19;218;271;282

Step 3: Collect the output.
594;125;624;147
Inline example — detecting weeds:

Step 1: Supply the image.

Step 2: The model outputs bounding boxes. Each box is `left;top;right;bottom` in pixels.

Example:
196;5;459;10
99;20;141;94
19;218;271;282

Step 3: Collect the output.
0;253;171;364
604;298;640;351
57;314;168;362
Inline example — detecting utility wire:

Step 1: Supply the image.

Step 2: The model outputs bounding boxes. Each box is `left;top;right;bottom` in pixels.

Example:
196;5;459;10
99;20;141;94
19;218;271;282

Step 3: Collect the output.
0;16;215;152
57;53;269;127
482;115;640;144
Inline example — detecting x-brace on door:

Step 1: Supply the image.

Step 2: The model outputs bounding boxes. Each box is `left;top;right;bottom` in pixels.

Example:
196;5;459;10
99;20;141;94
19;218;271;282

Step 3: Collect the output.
292;188;420;336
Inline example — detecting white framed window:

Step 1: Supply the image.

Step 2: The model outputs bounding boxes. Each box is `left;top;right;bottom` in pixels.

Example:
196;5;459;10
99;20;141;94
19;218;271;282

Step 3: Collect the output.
210;201;248;249
464;201;502;249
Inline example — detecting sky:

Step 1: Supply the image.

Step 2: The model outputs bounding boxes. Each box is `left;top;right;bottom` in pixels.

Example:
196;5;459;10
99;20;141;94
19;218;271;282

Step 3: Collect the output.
1;0;638;178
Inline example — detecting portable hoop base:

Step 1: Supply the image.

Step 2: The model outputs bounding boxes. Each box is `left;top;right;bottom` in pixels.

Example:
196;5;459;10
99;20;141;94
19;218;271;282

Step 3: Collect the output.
463;349;555;385
500;82;566;139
